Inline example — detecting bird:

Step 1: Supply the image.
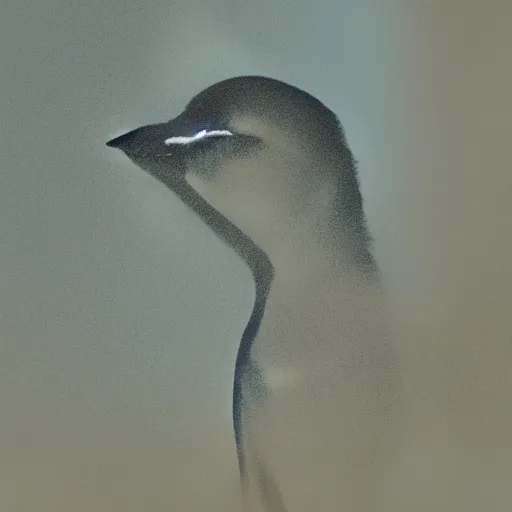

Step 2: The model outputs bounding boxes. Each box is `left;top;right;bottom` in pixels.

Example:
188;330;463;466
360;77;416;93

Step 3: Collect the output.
106;76;402;512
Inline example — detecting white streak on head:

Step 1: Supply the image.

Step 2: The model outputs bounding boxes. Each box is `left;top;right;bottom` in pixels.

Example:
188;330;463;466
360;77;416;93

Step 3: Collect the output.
164;129;233;145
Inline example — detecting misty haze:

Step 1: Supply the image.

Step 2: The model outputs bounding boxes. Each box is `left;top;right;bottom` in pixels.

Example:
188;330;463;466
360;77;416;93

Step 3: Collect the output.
1;1;511;511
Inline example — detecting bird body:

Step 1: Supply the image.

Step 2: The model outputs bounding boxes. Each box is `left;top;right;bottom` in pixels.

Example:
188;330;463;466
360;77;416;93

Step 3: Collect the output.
106;76;402;511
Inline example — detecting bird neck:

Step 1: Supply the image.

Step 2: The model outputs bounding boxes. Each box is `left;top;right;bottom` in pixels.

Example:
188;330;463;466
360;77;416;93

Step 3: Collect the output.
261;216;377;289
251;174;377;281
250;235;385;383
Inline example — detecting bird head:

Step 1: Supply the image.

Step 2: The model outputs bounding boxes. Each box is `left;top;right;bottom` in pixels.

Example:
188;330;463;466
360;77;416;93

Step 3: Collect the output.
107;76;371;268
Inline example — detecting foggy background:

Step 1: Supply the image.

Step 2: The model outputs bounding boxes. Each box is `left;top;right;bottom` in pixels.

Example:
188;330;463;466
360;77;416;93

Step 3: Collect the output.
1;0;511;510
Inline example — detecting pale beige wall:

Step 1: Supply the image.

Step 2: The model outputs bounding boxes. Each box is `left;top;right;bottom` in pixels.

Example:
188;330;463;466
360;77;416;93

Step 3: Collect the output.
385;3;512;509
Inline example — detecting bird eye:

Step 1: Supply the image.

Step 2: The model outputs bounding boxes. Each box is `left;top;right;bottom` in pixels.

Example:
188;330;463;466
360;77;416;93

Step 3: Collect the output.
164;129;233;145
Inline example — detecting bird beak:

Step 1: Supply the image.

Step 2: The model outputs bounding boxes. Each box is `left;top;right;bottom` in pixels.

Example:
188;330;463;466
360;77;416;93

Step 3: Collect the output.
105;115;199;184
105;117;237;227
106;119;185;157
105;130;135;149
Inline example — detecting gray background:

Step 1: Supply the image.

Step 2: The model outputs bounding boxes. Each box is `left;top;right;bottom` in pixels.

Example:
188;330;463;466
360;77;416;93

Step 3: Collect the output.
1;1;511;510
